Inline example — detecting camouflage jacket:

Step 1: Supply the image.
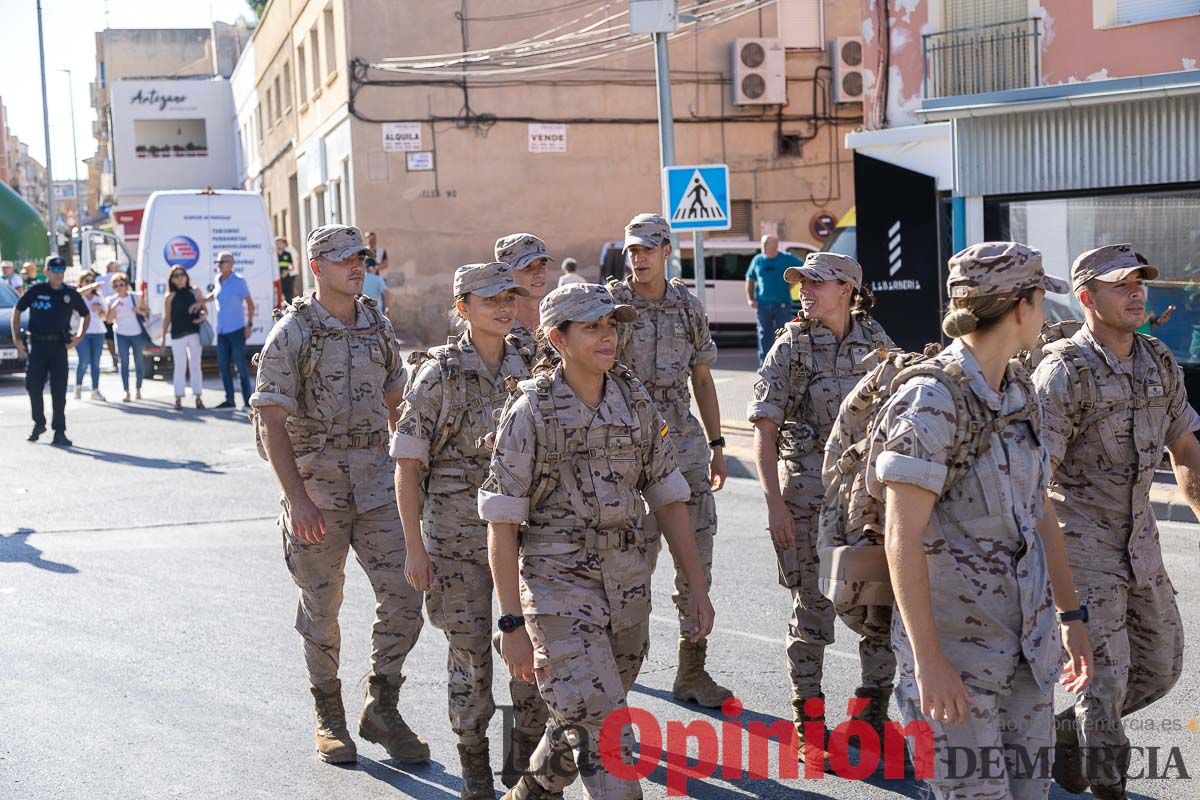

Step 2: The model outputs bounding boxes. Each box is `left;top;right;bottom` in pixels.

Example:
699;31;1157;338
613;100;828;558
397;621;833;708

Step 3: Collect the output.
748;314;894;515
1033;325;1199;586
866;340;1062;697
250;295;406;513
391;331;531;561
478;364;689;632
608;277;718;475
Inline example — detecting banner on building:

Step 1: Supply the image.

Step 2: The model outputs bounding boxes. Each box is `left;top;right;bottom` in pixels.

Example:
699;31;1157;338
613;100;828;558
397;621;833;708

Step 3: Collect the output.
383;122;423;152
528;123;567;153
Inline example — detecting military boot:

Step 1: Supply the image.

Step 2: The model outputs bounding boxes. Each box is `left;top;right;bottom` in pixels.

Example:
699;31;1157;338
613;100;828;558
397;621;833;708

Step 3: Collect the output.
1090;785;1127;800
1052;708;1089;794
671;638;733;708
457;740;495;800
358;674;431;763
310;681;357;764
850;686;893;740
501;773;563;800
501;729;541;789
791;694;831;773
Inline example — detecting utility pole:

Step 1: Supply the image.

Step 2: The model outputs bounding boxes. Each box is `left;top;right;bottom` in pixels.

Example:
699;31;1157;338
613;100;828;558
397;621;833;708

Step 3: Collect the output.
36;0;56;256
60;69;82;258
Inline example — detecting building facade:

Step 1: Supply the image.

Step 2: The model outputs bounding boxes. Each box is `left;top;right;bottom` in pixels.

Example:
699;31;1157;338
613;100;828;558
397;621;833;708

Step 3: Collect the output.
239;0;867;338
847;0;1200;369
89;25;251;248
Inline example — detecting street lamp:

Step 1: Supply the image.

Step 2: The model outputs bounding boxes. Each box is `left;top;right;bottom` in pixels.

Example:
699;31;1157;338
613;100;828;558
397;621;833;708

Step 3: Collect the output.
59;68;82;247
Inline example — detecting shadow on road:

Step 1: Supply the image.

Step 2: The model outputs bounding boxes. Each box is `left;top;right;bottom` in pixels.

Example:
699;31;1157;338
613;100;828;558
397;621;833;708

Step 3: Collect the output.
0;528;79;574
355;755;462;799
67;446;224;474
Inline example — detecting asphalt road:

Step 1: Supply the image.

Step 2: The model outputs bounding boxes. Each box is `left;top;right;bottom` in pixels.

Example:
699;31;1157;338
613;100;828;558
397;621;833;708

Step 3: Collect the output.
2;358;1198;800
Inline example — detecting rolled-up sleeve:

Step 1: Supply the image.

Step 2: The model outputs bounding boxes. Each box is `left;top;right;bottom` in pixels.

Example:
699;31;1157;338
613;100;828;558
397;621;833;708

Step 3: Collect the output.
688;295;719;368
390;361;443;465
249;317;301;414
478;396;535;524
639;405;690;511
867;377;956;499
747;334;792;425
1031;356;1077;472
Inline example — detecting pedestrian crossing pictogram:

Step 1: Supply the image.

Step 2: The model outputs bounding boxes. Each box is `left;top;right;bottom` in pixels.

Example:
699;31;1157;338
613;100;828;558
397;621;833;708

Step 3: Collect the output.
662;164;731;232
671;170;727;224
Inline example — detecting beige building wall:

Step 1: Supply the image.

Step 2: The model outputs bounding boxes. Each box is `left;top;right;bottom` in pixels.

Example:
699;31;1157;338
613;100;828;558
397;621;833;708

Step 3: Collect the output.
250;0;302;286
337;0;862;339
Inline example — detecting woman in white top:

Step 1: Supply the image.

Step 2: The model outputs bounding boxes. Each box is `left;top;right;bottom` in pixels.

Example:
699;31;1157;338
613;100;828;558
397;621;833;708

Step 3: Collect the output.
105;275;150;402
73;271;108;401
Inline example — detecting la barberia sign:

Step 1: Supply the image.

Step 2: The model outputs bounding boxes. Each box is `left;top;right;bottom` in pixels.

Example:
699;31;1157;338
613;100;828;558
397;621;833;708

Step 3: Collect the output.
129;89;188;111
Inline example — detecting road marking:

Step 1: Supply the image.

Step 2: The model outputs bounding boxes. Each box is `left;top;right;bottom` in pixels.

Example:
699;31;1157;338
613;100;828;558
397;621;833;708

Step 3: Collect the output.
650;614;859;661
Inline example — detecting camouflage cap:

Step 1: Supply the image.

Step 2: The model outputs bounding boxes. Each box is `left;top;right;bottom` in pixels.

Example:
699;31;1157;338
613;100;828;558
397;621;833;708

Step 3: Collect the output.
453;262;530;298
307;224;374;262
1071;243;1159;292
783;252;863;290
946;241;1069;299
494;233;555;271
539;283;637;329
623;213;671;251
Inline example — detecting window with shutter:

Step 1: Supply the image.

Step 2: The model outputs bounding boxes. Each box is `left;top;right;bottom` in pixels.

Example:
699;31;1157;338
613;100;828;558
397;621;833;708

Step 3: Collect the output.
1115;0;1200;25
730;200;753;239
777;0;823;50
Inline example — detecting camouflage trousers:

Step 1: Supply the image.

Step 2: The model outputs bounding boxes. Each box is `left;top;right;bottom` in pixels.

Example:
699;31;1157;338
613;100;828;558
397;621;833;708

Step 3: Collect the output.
779;501;895;700
645;468;716;639
1064;566;1183;792
280;498;424;689
896;663;1054;800
526;615;650;800
427;553;548;743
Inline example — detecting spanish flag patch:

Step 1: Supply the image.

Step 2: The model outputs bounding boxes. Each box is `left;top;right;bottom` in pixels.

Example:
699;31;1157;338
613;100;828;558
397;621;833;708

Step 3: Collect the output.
659;423;669;440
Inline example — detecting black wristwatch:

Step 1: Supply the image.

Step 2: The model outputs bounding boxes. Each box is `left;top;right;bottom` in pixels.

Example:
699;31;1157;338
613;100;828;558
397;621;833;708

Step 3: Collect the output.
498;614;525;633
1058;605;1089;624
708;437;726;448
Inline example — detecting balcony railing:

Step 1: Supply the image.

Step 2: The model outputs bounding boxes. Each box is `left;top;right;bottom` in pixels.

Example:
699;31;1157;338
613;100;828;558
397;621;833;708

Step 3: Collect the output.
922;17;1041;99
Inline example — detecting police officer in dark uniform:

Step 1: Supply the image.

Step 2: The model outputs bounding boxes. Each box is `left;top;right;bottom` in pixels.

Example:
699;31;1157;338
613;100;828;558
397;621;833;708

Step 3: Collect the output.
12;256;90;446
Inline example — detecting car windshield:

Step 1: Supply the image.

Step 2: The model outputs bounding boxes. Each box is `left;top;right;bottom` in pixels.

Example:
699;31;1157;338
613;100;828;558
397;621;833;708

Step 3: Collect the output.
821;225;857;259
0;283;18;308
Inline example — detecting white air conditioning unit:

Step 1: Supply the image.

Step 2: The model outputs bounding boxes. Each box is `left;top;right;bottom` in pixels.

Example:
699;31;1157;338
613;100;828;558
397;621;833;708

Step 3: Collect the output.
833;36;865;104
731;38;787;106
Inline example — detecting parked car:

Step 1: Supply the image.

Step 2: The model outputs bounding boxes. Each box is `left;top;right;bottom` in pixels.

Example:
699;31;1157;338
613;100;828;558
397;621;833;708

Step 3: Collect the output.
0;283;29;375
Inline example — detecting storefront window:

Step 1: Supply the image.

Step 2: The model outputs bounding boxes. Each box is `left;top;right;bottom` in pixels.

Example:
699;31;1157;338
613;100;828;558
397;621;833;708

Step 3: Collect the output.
990;187;1200;364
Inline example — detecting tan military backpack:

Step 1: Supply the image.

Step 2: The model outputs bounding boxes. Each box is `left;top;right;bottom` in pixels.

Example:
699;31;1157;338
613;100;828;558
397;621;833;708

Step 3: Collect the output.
817;346;1040;636
251;295;397;460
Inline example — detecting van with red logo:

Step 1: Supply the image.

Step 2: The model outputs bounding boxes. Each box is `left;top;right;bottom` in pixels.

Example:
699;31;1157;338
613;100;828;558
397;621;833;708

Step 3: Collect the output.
135;189;278;368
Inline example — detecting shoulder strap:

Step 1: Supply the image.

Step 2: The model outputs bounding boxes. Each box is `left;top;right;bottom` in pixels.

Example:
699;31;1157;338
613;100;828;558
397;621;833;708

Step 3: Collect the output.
528;375;561;509
426;342;463;463
1138;332;1181;400
780;322;816;419
669;277;703;348
610;364;652;469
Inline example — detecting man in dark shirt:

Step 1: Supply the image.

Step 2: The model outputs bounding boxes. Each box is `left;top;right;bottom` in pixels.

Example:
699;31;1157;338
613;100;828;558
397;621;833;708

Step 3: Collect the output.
13;257;90;446
276;237;297;303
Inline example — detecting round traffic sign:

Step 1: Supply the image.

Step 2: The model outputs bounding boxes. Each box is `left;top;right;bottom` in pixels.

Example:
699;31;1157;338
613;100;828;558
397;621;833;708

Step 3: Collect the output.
811;211;838;241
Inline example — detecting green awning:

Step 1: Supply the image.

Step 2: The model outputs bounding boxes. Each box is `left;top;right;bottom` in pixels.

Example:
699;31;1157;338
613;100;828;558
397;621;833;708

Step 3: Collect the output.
0;181;49;263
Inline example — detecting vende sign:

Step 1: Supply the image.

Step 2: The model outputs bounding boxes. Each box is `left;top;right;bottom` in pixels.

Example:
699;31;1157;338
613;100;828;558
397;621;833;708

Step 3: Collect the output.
383;122;423;152
528;123;567;153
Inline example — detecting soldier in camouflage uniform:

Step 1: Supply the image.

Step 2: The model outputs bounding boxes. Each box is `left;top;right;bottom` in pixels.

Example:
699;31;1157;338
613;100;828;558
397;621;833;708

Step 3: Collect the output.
392;262;536;799
746;252;897;759
251;225;427;765
867;242;1092;799
1032;244;1200;800
496;233;554;356
607;213;731;708
480;283;715;800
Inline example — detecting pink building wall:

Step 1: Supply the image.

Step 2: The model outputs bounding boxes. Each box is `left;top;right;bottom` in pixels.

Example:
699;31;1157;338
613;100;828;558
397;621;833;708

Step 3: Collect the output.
860;0;1200;129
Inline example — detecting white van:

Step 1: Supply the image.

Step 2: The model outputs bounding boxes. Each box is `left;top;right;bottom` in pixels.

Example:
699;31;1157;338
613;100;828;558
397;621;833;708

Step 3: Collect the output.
600;238;819;337
135;189;278;351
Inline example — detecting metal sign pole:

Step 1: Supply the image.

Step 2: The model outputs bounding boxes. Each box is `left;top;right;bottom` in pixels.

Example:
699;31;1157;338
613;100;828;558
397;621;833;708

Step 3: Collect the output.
652;30;680;281
693;231;706;309
36;0;56;254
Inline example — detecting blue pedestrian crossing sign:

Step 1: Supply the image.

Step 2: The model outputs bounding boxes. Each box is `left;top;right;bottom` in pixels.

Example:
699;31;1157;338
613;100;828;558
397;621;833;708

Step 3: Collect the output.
663;164;731;232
